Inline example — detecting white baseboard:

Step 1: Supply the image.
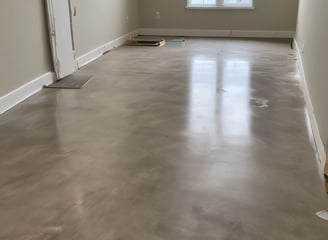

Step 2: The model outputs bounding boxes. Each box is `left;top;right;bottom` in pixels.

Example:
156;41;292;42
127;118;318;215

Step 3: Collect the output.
139;28;231;37
76;29;139;69
294;39;327;175
0;72;56;114
230;30;295;38
138;28;295;38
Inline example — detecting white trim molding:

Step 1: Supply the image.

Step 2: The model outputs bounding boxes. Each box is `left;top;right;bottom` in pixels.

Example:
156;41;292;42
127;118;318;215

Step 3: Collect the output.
0;72;56;115
294;39;327;175
76;29;139;69
138;28;295;38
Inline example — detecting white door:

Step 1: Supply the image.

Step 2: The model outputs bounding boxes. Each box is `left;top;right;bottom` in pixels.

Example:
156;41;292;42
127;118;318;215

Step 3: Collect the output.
46;0;76;79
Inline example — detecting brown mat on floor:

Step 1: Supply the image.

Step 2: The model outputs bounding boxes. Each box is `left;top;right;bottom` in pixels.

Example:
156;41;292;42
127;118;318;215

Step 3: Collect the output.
45;74;93;89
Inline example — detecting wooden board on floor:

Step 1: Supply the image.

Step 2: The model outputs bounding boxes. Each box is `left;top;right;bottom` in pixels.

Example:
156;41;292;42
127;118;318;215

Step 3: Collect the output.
125;39;165;47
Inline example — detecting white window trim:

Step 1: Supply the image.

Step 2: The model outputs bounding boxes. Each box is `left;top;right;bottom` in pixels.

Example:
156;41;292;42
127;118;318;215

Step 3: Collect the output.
186;0;255;10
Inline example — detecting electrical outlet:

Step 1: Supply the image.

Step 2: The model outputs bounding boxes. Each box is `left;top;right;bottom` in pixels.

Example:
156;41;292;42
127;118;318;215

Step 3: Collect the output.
126;16;129;23
155;11;161;20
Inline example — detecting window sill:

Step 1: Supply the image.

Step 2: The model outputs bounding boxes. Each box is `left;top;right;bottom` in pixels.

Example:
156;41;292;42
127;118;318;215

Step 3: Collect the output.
185;5;255;10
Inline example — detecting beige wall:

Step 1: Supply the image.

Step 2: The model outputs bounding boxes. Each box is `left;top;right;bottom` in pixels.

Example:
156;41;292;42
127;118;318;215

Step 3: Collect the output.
138;0;299;31
0;0;53;97
296;0;328;147
71;0;139;57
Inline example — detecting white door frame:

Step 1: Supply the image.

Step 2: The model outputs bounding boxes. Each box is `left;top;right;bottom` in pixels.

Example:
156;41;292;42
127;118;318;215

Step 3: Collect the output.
46;0;76;79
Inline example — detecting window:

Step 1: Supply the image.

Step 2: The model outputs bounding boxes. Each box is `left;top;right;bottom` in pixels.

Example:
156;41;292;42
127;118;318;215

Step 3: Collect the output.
187;0;254;9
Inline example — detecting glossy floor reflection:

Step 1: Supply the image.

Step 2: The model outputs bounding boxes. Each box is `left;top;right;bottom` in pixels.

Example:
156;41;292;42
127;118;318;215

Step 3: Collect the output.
0;38;327;240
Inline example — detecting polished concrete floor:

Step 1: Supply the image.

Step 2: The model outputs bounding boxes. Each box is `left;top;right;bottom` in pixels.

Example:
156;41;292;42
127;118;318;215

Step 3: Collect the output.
0;38;328;239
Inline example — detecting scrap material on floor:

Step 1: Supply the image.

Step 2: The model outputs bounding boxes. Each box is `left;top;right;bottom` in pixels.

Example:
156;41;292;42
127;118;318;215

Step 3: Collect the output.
165;38;185;47
316;211;328;222
45;74;93;89
125;38;165;47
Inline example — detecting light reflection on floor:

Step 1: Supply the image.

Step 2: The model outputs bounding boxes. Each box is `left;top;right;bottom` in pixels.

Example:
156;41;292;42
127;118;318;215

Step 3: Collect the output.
189;57;217;134
189;57;250;144
220;60;250;141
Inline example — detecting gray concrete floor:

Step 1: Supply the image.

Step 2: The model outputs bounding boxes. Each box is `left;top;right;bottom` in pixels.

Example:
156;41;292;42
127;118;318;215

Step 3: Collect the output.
0;38;328;239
